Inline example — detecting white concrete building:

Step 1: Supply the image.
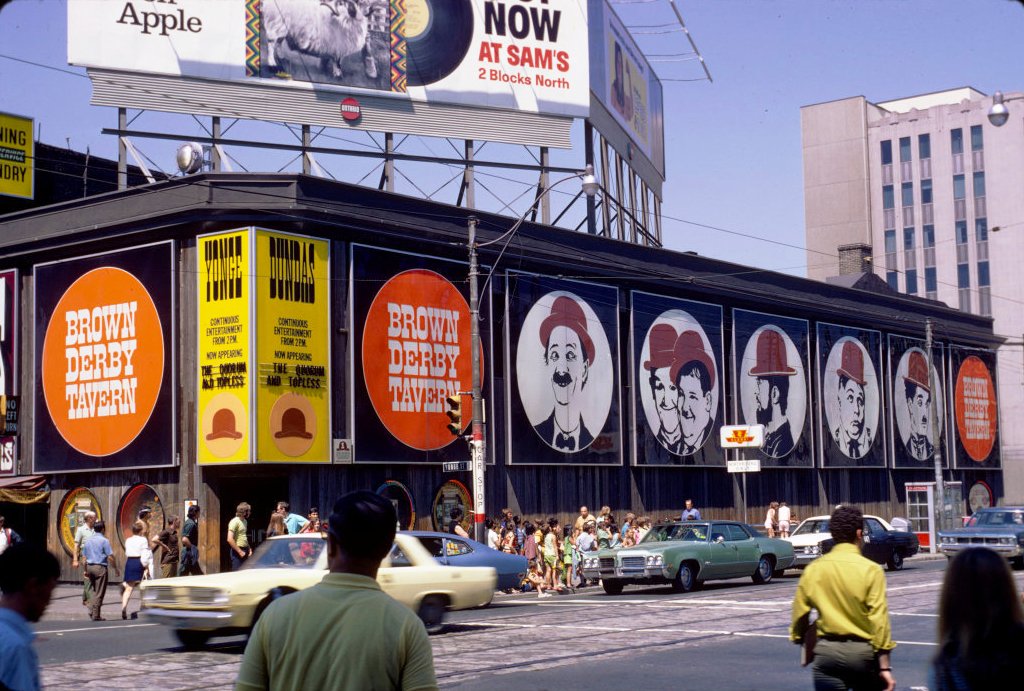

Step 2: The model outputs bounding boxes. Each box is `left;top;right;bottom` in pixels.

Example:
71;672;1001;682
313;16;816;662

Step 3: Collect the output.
802;87;1024;501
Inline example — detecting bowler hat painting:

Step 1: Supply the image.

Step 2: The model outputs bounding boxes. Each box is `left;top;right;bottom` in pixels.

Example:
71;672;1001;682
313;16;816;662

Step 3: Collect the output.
739;326;806;458
638;311;720;456
516;291;613;453
893;346;943;462
822;336;880;461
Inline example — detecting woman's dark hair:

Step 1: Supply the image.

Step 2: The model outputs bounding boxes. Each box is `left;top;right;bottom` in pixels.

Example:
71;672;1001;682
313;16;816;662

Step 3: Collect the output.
187;505;200;519
829;505;863;544
485;518;494;530
450;507;463;521
936;548;1024;685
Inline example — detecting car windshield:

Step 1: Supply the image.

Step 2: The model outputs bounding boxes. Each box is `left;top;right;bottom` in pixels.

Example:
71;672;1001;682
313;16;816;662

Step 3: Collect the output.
639;523;708;543
974;511;1024;526
793;519;830;536
243;537;326;569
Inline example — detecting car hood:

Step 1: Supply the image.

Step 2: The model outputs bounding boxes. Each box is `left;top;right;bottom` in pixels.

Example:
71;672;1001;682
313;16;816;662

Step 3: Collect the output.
785;533;829;548
140;568;326;594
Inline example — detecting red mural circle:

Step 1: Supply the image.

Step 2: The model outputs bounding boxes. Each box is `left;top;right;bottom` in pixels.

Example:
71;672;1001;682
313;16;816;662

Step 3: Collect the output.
954;356;997;463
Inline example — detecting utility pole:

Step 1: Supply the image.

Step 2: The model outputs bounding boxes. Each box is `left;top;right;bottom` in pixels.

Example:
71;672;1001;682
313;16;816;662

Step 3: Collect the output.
467;216;486;544
925;318;945;551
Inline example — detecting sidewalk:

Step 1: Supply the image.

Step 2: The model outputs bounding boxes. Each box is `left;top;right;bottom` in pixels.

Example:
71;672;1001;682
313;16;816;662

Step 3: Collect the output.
45;580;150;622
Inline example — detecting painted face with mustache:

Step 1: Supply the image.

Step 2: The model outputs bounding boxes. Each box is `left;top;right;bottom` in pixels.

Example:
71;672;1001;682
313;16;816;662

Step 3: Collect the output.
545;325;588;406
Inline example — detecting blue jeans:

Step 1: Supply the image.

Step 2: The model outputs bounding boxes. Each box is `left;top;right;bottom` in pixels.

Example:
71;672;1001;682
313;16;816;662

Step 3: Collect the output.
230;549;249;571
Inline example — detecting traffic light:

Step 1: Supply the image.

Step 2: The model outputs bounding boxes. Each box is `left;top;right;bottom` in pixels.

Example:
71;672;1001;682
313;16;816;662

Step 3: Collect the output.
445;394;463;436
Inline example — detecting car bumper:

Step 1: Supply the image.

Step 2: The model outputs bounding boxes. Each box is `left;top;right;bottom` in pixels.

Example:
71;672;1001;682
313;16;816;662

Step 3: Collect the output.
142;606;248;631
939;543;1023;558
793;553;819;566
582;565;668;581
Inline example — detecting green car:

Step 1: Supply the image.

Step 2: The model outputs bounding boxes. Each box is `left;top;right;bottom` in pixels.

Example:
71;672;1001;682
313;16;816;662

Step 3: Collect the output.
581;521;796;595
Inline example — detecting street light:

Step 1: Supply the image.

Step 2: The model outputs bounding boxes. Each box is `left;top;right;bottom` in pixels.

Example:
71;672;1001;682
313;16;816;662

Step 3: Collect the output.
465;165;599;543
987;91;1023;127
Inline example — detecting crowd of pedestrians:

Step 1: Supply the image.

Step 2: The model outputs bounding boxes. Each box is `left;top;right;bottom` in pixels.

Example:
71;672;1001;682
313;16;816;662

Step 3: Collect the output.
764;500;795;538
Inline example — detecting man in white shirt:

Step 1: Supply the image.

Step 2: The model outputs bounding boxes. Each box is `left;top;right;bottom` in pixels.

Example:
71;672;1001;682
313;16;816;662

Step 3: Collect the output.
777;502;792;538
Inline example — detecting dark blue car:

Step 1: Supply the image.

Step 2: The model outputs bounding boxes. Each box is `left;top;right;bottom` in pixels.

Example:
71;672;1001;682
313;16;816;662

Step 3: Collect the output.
409;531;528;591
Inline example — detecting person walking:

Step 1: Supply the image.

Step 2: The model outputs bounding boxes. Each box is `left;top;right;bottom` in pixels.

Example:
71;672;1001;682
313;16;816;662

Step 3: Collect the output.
71;510;96;609
680;499;701;521
448;507;469;538
155;515;180;579
0;515;21;555
573;506;591;531
778;502;792;538
179;505;203;576
82;521;119;621
235;491;437;691
0;543;60;691
790;505;895;691
930;547;1024;689
764;502;778;538
227;502;252;571
121;520;148;620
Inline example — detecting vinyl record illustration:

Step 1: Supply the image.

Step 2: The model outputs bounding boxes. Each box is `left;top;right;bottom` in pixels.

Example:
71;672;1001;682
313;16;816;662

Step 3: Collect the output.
405;0;474;86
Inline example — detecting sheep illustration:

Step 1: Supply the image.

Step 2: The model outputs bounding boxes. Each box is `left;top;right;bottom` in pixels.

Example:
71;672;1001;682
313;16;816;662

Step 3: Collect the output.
262;0;377;82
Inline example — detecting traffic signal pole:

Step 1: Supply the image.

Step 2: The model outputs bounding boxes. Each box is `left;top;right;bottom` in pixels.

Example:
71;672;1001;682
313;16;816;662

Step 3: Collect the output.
468;216;486;544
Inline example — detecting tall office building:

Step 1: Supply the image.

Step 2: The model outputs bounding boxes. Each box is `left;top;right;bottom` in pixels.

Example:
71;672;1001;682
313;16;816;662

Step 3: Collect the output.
802;87;1024;500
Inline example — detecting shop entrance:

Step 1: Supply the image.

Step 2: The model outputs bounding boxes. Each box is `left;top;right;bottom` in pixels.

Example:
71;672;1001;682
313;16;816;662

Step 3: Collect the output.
217;475;288;573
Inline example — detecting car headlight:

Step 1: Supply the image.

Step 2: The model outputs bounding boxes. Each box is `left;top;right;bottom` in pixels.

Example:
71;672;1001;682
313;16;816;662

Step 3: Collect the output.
646;555;663;567
1001;537;1014;545
804;545;820;555
584;557;597;568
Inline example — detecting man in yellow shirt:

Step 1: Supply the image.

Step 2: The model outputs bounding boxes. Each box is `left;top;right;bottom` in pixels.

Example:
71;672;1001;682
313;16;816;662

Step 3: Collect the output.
791;505;895;691
235;491;437;691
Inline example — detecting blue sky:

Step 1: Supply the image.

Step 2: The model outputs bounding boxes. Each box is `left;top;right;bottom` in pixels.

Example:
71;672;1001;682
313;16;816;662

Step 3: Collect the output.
1;0;1022;277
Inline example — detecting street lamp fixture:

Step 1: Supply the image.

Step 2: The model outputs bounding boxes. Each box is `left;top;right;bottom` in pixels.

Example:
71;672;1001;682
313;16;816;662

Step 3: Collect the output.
987;91;1023;127
464;165;599;543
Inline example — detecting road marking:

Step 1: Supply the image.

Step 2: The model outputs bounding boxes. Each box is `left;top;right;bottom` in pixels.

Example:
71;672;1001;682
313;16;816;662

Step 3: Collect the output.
891;612;939;618
38;623;158;635
887;581;943;592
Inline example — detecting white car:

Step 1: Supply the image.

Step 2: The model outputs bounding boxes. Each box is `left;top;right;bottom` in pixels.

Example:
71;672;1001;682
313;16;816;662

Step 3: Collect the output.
783;514;914;570
784;515;833;567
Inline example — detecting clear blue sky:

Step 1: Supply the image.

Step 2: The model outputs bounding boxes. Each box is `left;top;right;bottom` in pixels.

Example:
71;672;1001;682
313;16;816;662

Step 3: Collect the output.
1;0;1022;277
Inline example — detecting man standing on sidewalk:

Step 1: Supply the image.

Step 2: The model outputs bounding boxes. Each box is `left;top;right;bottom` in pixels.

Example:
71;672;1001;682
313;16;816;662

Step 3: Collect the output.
227;503;252;571
680;499;701;521
791;505;895;691
0;543;60;691
71;510;96;609
179;505;203;576
82;521;119;621
155;516;180;579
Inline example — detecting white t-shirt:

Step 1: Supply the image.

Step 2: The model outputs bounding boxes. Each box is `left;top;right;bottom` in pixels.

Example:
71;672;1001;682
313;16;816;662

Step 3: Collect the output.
125;534;149;558
0;529;10;554
487;529;500;550
777;506;791;524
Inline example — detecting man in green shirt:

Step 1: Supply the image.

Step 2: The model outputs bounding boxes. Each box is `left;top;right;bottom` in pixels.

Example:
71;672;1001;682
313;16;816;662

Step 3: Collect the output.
236;491;437;691
791;505;895;691
227;502;251;571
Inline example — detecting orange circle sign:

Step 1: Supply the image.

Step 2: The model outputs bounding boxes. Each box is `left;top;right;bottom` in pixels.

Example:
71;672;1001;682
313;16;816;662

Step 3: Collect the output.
954;356;997;463
41;267;165;457
362;269;475;451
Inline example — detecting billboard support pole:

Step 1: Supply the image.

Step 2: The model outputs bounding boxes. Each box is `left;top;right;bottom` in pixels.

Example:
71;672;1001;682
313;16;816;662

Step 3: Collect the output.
539;148;550;225
383;133;394;192
467;216;486;544
117;108;127;190
212;117;222;172
926;318;945;549
301;125;310;175
584;122;598;235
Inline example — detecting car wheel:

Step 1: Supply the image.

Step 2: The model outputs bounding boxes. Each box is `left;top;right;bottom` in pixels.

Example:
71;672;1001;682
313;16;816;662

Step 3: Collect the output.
175;629;210;650
886;550;905;572
772;568;786;579
672;563;697;593
417;595;447;634
752;556;774;584
602;579;624;595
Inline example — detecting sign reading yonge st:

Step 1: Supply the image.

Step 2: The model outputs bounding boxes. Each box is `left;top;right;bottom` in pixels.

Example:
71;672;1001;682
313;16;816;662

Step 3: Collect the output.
34;243;176;472
67;0;590;117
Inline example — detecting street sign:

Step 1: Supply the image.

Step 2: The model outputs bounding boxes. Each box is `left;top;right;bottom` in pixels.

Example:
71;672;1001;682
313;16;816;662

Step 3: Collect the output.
720;424;765;449
442;461;471;472
727;459;761;473
332;438;353;464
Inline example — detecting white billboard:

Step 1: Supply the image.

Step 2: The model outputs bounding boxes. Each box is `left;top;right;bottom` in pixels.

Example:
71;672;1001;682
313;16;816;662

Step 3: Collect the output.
68;0;590;118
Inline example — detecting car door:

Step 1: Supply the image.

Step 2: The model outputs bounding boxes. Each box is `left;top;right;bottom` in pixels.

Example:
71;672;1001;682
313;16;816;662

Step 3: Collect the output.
416;536;449;565
862;517;889;563
704;523;742;578
725;523;760;575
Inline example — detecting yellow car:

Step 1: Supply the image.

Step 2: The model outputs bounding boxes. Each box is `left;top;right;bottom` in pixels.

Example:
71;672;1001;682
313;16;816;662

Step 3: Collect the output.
139;532;496;648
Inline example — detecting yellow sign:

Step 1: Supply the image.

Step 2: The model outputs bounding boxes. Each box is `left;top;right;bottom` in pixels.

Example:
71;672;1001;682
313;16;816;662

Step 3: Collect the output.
0;112;33;199
255;230;330;463
197;229;252;464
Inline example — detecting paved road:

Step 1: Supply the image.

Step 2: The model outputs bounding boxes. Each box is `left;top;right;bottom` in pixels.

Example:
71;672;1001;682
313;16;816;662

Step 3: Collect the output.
35;558;983;690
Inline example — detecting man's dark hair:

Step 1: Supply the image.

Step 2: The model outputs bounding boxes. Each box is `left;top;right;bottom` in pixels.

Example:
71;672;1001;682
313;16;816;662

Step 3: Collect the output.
278;501;290;512
450;507;463;521
830;505;864;544
523;520;534;534
328;491;397;562
187;505;200;519
0;543;59;594
676;360;711;395
764;375;790;414
93;520;106;534
904;380;929;404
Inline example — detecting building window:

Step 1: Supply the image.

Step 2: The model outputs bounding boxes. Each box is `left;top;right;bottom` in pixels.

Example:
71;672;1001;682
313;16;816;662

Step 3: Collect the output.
956;220;969;244
973;171;985;197
881;140;893;165
919;133;931;159
883;185;895;209
885;229;897;254
887;271;899;291
921;179;933;204
971;124;984;151
903;227;915;250
957;263;970;288
925;266;937;292
976;218;988;242
923;225;935;248
977;261;990;287
905;269;918;295
951;128;964;155
953;174;965;200
899;137;911;162
901;182;913;207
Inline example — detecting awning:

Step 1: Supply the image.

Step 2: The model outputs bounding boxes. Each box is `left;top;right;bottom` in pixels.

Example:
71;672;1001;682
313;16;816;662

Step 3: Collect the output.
0;475;50;504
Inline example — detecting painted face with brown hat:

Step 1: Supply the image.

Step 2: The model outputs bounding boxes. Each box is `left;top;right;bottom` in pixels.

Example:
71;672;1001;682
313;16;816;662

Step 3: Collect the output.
671;330;716;453
904;350;932;441
539;295;593;407
836;340;868;454
645;323;681;439
750;328;796;422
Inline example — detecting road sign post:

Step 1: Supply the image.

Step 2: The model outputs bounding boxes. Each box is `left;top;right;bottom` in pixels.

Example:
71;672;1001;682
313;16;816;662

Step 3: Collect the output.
720;425;765;526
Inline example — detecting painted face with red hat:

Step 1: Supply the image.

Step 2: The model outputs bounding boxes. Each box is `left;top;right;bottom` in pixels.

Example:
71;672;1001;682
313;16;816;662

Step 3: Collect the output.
645;324;681;445
835;340;869;456
537;295;595;448
903;349;933;459
671;330;716;454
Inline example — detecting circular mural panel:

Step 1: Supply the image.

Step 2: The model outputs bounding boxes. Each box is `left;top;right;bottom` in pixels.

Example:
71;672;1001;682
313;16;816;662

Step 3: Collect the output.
376;480;416;530
893;348;943;462
116;483;166;547
955;356;997;463
968;481;993;514
431;479;471;533
738;325;806;458
822;337;880;460
57;487;102;556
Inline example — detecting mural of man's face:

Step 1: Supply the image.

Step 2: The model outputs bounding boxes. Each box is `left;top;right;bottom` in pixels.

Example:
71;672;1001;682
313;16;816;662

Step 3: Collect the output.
907;384;931;438
650;367;680;433
838;378;866;441
754;377;774;425
678;371;712;447
545;325;588;406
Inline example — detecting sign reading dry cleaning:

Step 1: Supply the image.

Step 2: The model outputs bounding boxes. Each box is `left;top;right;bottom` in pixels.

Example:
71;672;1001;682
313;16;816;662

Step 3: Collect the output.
0;112;33;200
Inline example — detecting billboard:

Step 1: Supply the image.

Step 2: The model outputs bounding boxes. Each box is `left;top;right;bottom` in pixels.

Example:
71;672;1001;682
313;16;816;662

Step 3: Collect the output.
67;0;590;118
0;269;17;477
588;0;665;186
34;243;176;472
949;347;999;469
0;112;33;200
888;335;947;469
